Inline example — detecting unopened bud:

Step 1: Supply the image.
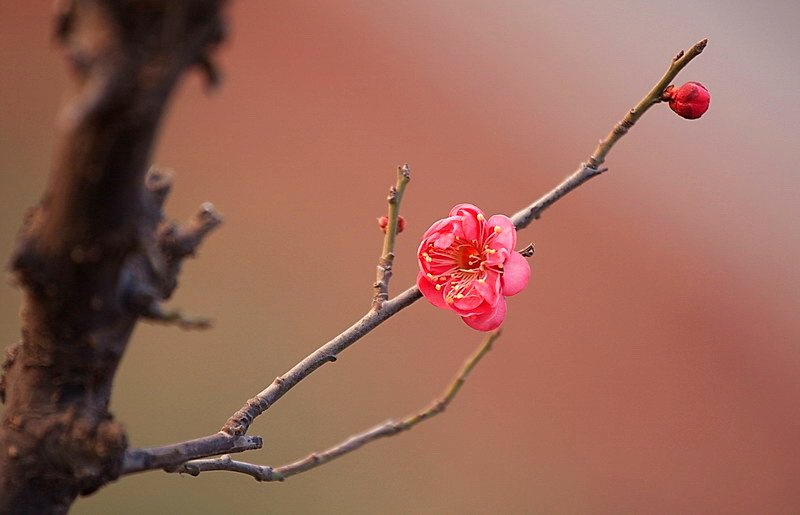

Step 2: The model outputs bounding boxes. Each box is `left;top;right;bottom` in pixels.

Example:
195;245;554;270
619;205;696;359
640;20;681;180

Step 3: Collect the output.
663;82;710;120
378;215;406;234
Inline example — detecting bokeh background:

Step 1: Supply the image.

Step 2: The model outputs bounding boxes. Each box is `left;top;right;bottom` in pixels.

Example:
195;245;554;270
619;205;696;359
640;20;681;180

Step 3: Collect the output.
2;1;799;513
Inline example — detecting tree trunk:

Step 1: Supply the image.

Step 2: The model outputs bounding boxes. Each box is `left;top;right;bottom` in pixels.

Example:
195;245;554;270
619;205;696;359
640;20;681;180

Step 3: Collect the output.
0;1;226;512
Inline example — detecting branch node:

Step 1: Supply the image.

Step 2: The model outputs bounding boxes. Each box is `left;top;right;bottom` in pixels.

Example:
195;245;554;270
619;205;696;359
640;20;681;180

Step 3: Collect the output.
145;167;174;208
197;54;223;91
519;244;536;258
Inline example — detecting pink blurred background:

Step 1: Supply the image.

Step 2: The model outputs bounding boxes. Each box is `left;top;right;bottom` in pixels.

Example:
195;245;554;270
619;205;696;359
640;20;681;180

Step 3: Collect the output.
2;1;799;513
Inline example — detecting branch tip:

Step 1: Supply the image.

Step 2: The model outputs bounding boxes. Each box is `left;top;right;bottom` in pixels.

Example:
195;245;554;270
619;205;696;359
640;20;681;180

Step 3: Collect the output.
145;167;174;207
141;303;213;330
511;38;708;230
197;55;223;90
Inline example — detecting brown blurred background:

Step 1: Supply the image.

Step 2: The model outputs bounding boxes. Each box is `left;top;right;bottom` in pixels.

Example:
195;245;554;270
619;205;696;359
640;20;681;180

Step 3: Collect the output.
2;1;799;513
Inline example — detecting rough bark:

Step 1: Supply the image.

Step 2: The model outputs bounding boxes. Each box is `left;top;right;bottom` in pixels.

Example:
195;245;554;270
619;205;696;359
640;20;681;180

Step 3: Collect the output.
0;1;226;513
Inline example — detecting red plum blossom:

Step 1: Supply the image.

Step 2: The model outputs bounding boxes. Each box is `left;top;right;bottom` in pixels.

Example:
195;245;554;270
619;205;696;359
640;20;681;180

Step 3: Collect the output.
417;204;530;331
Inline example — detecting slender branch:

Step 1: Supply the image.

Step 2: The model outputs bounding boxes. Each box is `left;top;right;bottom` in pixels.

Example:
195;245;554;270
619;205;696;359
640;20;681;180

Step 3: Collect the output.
588;38;707;169
138;306;213;330
511;38;708;230
373;165;411;309
121;433;262;475
121;283;423;475
510;165;606;230
220;284;424;436
176;332;500;481
177;454;277;481
125;39;709;476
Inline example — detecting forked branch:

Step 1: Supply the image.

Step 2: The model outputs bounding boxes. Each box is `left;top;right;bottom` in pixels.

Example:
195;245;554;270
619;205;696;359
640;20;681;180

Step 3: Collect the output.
121;38;709;480
174;332;501;481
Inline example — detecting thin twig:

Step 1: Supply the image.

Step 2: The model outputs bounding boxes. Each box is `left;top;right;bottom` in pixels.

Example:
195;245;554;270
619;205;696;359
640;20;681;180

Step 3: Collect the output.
122;433;263;475
511;38;708;230
139;305;213;330
588;39;707;169
176;332;500;481
220;284;424;436
120;284;423;476
373;164;411;310
122;39;708;477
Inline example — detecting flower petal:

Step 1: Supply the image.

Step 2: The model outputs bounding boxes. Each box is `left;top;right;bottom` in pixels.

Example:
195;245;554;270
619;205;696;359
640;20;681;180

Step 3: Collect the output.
449;203;484;219
442;282;491;316
452;291;484;312
484;246;509;268
462;296;507;331
432;231;455;249
417;272;450;310
486;214;516;250
422;216;458;238
501;251;530;296
473;270;501;306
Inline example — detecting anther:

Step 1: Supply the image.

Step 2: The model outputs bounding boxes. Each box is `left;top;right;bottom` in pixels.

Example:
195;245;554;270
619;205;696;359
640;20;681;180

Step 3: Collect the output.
494;226;502;233
435;284;442;291
477;213;485;221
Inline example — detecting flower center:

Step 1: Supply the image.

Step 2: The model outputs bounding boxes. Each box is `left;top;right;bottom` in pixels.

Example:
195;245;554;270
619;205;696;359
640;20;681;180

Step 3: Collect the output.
422;227;504;304
457;246;482;270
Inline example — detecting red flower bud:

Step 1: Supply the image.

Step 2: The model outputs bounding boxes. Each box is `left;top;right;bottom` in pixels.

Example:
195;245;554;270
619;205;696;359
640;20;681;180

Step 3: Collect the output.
378;215;406;234
663;82;710;120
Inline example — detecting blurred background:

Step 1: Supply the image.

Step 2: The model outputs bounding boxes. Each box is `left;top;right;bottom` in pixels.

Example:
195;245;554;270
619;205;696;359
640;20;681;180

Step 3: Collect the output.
2;1;799;513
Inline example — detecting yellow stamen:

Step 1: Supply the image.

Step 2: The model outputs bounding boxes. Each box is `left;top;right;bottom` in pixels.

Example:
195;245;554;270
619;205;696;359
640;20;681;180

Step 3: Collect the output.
477;278;486;284
494;226;502;233
435;284;442;291
477;213;485;221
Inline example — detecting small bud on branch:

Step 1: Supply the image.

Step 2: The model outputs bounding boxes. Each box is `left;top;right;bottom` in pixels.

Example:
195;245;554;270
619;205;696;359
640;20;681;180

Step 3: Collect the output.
663;81;710;119
378;215;406;234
